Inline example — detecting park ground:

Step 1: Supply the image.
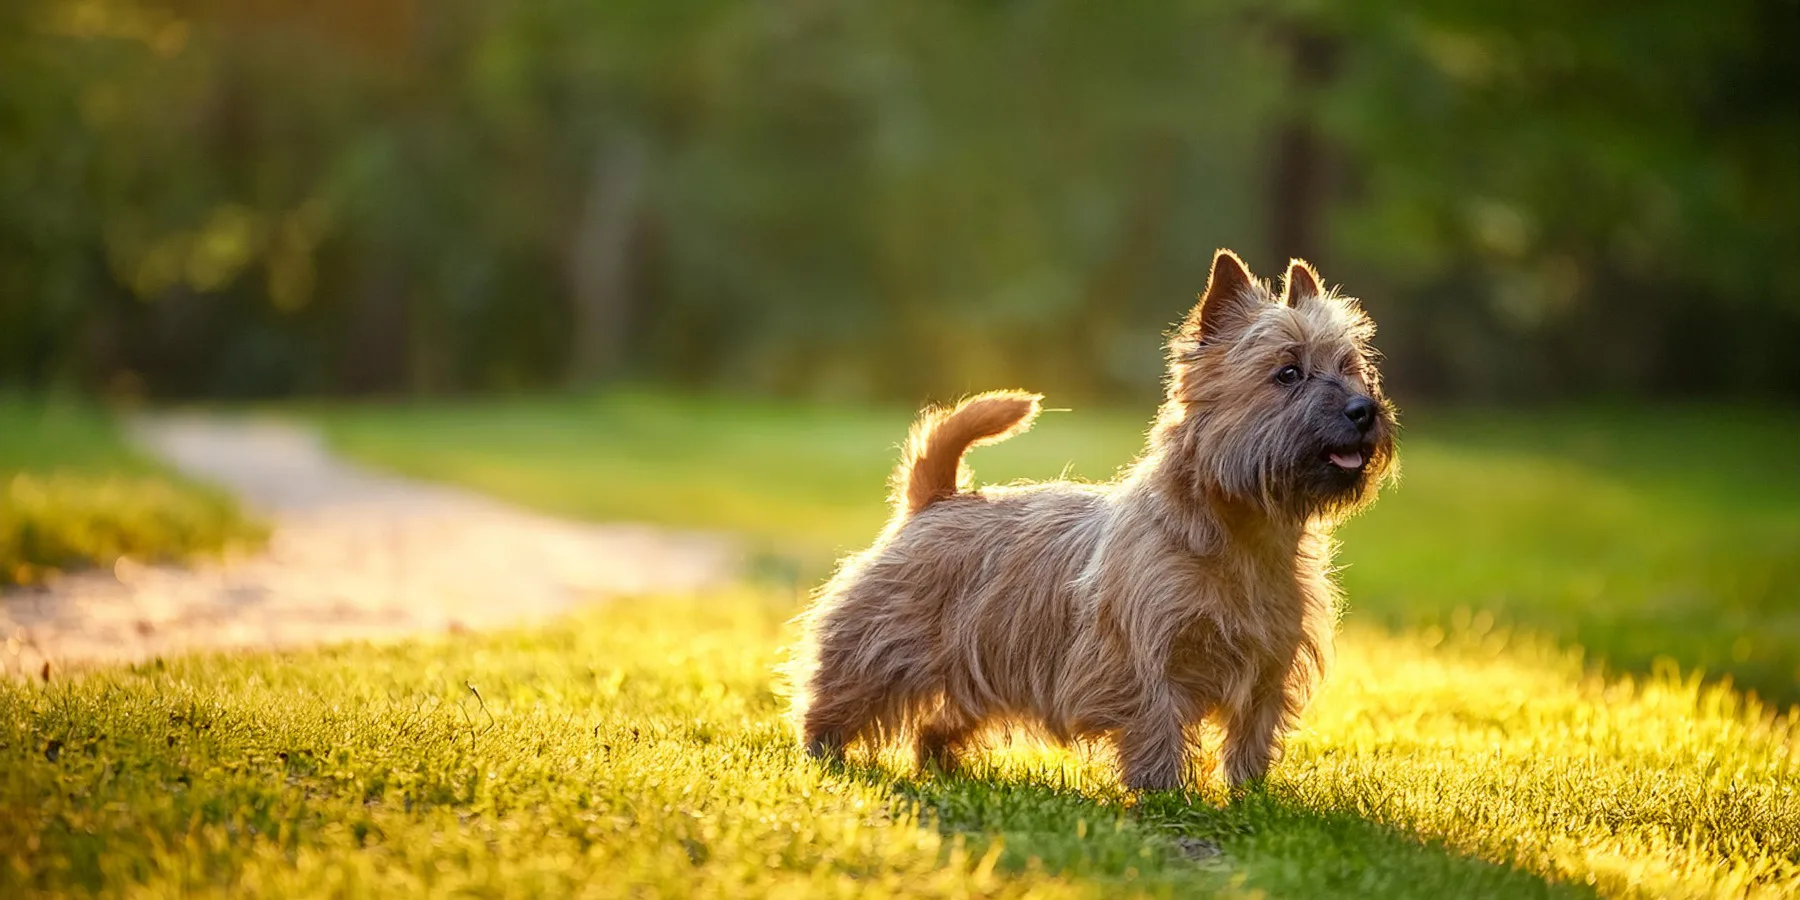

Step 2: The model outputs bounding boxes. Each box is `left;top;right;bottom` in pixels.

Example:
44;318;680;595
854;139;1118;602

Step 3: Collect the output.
3;391;1799;897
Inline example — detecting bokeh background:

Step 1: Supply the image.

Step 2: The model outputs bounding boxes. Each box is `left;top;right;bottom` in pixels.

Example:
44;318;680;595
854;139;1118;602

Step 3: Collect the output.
5;0;1798;403
3;1;1799;700
6;7;1800;893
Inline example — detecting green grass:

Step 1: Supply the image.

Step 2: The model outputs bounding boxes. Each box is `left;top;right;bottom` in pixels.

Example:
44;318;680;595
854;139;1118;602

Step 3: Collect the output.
11;389;1794;896
321;391;1800;704
0;398;265;586
1333;407;1800;706
5;592;1796;897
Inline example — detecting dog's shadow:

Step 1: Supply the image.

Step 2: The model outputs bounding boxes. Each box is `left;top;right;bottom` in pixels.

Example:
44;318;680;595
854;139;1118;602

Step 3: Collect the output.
825;754;1591;897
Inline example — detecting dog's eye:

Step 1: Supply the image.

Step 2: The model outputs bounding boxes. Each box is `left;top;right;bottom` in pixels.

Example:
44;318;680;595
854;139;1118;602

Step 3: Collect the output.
1273;365;1304;386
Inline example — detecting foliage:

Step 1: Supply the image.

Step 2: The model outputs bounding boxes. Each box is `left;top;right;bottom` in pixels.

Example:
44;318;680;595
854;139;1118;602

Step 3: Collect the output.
320;391;1800;704
0;398;263;584
1;0;1795;401
4;591;1797;897
1323;0;1800;397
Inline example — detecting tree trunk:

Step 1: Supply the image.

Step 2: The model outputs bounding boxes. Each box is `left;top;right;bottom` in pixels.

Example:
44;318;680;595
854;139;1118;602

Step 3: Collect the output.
340;260;411;395
1269;24;1340;266
566;131;649;385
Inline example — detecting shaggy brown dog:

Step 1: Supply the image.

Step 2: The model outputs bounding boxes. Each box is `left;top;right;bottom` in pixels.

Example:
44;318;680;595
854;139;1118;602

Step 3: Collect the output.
787;250;1397;791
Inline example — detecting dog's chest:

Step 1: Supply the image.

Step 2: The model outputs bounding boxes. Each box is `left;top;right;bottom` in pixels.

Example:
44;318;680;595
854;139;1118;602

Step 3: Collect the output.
1162;561;1308;698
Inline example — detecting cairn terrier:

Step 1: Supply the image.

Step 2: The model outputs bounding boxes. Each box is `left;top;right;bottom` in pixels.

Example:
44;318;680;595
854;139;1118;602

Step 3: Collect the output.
787;250;1397;791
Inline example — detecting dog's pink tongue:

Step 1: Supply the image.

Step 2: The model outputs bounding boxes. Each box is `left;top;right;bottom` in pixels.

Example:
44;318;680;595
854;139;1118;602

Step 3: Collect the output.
1330;451;1364;470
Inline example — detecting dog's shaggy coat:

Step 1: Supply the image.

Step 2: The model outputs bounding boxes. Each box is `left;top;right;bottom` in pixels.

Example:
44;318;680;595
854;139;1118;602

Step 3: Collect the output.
787;250;1398;790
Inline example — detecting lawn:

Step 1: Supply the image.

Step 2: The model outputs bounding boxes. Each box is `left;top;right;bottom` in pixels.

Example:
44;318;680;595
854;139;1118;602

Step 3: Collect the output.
7;391;1798;898
321;390;1800;705
0;397;264;586
6;592;1796;898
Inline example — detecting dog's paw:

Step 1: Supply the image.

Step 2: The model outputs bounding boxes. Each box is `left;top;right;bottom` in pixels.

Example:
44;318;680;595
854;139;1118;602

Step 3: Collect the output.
1123;772;1187;794
1223;766;1272;801
803;735;846;767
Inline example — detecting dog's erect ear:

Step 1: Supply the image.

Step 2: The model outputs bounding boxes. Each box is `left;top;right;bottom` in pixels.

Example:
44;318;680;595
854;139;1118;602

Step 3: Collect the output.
1184;249;1260;344
1281;259;1323;306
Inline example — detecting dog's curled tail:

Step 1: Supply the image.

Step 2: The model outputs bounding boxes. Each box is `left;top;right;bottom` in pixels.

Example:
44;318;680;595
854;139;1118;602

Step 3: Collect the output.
894;390;1042;517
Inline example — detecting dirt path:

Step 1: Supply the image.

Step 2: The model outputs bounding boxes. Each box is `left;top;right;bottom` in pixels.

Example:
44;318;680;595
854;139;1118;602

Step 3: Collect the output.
0;415;738;677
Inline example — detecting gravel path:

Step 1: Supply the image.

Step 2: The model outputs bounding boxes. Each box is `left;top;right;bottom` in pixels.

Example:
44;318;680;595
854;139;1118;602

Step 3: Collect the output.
1;415;738;677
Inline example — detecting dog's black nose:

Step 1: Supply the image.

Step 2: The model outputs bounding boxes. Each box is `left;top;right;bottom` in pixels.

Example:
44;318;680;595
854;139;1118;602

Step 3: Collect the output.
1344;396;1376;433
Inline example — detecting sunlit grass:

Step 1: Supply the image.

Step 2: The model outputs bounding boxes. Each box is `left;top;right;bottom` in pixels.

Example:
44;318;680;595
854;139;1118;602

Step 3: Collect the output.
319;391;1800;702
6;593;1796;898
0;398;264;585
8;392;1797;896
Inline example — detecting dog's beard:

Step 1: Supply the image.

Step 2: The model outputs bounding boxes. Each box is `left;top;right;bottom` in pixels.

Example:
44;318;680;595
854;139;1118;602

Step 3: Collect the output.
1281;431;1393;520
1199;425;1391;523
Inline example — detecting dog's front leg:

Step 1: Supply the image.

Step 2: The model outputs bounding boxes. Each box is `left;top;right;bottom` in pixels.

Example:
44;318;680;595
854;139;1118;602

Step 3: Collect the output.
1116;692;1190;791
1220;665;1293;788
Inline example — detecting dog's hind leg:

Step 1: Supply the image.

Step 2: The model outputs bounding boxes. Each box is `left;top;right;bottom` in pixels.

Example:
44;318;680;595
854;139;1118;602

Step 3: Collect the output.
799;627;929;763
800;696;867;763
799;668;885;763
914;705;979;775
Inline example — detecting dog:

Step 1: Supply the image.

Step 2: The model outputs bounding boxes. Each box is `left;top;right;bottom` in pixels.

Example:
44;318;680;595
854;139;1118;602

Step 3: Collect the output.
786;250;1397;790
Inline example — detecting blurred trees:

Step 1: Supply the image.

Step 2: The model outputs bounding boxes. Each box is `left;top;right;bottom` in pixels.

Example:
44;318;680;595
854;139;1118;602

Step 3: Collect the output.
1326;0;1800;398
2;0;1795;402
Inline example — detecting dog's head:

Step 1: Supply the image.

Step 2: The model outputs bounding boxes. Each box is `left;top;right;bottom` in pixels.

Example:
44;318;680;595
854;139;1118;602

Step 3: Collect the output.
1163;249;1398;521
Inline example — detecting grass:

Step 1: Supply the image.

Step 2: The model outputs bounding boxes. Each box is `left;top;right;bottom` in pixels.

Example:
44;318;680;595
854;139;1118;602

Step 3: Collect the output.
10;389;1798;897
320;390;1800;704
4;592;1795;898
0;397;264;586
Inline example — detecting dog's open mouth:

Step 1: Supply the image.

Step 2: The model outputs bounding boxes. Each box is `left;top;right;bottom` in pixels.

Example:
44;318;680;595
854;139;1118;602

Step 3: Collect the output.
1324;446;1367;471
